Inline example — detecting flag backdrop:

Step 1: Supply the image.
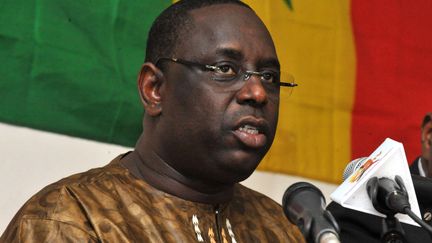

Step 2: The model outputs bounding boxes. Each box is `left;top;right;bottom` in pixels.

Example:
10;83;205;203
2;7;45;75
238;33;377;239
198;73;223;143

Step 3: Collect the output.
1;0;431;183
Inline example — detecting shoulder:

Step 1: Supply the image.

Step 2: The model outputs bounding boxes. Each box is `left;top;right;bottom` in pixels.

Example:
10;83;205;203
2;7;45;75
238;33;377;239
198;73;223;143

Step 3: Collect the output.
22;158;129;216
1;156;131;241
1;216;99;242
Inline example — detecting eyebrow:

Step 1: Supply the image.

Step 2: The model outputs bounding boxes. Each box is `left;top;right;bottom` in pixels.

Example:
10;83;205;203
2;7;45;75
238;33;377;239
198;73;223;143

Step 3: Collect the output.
258;59;280;70
215;48;244;61
214;47;280;70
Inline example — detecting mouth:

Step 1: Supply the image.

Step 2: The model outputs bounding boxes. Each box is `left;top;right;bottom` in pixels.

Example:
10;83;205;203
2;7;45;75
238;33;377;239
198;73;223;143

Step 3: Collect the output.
232;118;268;149
238;124;260;135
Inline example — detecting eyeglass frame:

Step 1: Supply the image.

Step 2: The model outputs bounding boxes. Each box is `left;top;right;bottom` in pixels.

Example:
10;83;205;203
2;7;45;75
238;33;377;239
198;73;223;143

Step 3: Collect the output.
155;57;298;88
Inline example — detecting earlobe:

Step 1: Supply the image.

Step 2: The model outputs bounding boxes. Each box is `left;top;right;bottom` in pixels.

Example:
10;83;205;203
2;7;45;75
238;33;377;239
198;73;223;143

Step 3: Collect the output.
137;62;164;116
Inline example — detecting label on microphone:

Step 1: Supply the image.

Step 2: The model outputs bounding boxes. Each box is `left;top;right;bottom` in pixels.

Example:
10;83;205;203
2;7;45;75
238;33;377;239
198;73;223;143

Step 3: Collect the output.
330;138;421;226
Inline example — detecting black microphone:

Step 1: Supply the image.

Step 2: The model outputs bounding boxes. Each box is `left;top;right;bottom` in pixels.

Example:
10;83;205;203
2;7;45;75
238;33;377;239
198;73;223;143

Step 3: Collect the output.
341;158;432;240
366;176;432;231
365;175;432;241
366;175;411;215
283;182;340;243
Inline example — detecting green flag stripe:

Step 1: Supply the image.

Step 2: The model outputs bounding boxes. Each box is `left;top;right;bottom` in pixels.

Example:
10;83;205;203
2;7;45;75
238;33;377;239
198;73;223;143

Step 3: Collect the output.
0;0;171;146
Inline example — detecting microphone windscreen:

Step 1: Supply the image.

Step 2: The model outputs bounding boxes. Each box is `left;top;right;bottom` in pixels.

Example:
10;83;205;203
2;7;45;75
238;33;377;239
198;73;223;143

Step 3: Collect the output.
342;157;368;181
282;182;325;224
283;182;340;242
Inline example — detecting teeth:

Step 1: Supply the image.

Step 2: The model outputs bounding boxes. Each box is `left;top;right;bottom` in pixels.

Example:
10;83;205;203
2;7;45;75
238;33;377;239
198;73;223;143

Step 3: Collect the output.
239;125;259;135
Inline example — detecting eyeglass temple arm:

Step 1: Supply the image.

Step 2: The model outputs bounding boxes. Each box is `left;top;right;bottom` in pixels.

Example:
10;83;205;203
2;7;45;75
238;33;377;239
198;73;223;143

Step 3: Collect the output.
280;82;298;87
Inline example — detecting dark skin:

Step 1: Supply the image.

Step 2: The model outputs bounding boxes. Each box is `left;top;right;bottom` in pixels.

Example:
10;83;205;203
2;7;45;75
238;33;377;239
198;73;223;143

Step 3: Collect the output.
421;118;432;177
122;4;280;204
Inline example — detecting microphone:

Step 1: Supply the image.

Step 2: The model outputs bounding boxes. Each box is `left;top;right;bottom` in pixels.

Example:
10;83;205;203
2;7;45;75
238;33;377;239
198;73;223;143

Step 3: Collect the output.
345;158;432;239
343;158;412;215
343;158;412;218
366;175;410;215
338;158;432;240
367;175;432;235
283;182;340;243
342;157;368;181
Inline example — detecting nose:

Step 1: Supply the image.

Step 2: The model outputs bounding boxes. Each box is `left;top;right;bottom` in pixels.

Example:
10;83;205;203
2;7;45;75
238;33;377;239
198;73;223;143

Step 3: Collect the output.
236;74;268;106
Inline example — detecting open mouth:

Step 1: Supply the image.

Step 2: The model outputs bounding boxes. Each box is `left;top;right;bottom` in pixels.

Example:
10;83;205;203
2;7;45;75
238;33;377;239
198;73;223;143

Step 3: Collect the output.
233;121;267;149
238;124;260;135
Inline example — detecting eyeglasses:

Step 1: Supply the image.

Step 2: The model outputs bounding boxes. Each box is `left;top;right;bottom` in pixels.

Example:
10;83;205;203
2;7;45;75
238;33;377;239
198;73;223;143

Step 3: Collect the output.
155;57;298;92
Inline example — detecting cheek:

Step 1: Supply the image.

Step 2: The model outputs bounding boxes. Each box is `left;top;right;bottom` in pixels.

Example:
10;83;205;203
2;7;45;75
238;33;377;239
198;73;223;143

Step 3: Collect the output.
261;100;280;144
185;81;231;113
271;101;280;125
194;92;232;137
167;81;230;132
268;96;280;121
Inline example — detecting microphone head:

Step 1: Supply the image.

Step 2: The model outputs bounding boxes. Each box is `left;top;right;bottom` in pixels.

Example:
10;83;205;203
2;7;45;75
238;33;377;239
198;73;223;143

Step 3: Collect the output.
283;182;340;243
282;182;325;222
366;175;410;215
343;157;368;181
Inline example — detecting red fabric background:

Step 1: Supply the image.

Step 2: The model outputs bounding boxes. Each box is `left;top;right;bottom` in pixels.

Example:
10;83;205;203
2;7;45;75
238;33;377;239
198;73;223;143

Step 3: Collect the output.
351;0;432;163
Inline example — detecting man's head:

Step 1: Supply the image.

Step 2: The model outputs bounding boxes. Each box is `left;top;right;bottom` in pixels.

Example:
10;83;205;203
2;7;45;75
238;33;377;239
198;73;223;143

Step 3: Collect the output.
145;0;251;64
421;113;432;162
137;0;283;186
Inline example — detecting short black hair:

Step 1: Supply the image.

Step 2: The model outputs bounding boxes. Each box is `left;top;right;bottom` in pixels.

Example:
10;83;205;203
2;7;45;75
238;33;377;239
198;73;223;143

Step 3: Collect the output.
422;113;432;128
145;0;252;64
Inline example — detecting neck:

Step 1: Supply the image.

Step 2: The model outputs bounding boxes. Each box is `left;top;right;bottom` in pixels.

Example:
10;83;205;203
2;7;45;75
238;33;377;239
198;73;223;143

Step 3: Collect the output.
120;150;234;204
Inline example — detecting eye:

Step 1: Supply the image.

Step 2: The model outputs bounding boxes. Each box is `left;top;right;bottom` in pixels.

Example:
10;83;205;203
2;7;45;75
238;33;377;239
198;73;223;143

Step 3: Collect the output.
261;70;279;83
214;63;237;75
210;62;239;81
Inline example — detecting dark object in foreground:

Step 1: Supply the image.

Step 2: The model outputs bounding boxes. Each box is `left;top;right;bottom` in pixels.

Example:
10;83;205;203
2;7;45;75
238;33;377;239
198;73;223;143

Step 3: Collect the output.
327;175;432;243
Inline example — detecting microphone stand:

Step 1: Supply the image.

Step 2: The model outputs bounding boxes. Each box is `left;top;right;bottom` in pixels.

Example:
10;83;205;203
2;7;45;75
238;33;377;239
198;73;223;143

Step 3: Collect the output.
367;177;408;243
380;214;407;243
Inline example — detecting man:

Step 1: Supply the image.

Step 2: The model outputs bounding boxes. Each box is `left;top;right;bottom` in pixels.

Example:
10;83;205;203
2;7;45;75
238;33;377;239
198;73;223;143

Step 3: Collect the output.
410;112;432;177
1;1;303;242
327;112;432;242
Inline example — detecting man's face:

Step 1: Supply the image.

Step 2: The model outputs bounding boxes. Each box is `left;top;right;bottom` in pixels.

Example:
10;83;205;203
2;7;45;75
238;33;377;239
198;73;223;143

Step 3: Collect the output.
422;116;432;162
155;4;280;185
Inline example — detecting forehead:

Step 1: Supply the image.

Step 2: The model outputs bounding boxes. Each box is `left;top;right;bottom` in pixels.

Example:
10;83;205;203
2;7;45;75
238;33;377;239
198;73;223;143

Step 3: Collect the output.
176;4;277;63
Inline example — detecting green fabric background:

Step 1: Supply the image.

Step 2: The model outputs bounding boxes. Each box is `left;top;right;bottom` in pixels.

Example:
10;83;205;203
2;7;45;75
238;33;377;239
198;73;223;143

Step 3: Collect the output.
0;0;170;146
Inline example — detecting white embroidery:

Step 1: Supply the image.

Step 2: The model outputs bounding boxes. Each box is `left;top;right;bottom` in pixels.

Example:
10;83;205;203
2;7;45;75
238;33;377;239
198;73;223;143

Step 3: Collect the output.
226;219;237;243
192;214;204;242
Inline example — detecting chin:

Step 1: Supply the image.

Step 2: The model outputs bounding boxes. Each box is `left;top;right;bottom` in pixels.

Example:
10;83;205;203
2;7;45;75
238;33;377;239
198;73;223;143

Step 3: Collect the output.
217;151;264;183
214;169;254;185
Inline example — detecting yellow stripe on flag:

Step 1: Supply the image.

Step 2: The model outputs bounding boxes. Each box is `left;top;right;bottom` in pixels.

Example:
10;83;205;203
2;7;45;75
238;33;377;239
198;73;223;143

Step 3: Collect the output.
244;0;356;183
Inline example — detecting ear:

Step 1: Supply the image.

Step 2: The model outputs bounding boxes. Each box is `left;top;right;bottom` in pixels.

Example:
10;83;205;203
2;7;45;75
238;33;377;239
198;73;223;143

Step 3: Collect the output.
421;120;432;160
137;62;164;116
